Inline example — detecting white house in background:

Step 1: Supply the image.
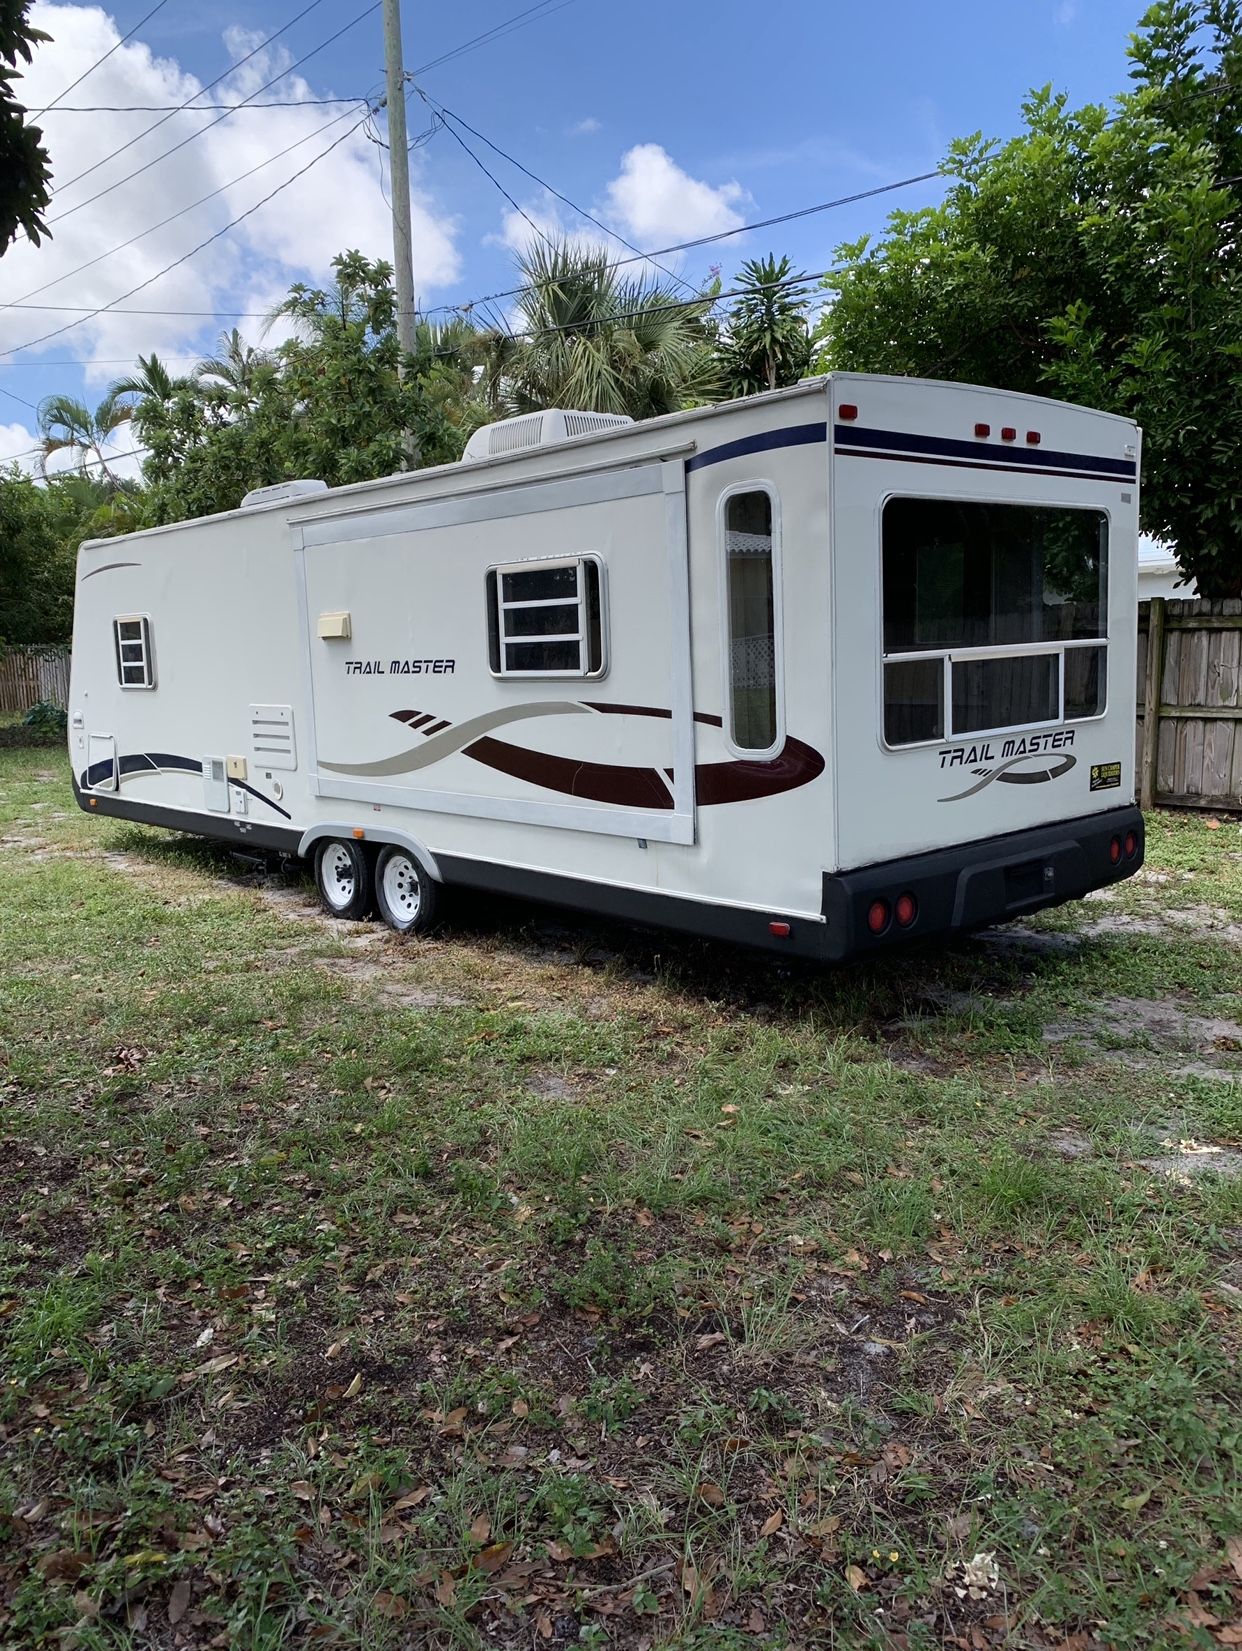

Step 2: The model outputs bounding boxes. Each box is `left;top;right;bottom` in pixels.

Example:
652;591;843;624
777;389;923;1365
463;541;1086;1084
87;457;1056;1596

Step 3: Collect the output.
1138;533;1196;601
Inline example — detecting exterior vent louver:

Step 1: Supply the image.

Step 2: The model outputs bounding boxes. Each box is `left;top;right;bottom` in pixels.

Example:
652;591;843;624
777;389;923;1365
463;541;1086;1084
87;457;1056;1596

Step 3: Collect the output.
461;409;634;463
249;704;296;770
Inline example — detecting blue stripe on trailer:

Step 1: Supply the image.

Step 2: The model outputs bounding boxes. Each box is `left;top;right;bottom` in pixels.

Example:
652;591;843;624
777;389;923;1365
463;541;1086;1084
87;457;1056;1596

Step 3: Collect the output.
834;424;1137;481
687;422;827;472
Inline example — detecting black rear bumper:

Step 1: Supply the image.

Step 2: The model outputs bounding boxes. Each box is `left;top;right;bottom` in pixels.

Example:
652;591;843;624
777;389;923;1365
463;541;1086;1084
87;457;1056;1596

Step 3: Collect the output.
821;805;1144;962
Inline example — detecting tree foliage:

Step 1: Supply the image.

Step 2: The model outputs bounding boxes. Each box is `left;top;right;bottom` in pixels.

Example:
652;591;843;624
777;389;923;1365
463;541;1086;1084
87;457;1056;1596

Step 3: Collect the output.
717;255;813;396
0;0;52;252
0;469;82;643
492;242;721;418
817;0;1242;598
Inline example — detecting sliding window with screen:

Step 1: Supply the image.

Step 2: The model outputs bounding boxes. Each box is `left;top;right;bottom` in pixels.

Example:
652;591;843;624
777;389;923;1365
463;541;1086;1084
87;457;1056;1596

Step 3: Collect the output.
485;556;606;679
881;499;1108;748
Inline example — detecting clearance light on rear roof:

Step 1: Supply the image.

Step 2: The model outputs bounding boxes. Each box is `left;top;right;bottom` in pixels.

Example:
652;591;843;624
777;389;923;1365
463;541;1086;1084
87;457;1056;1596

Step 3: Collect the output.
839;403;858;420
974;422;990;437
1026;430;1041;445
1001;426;1017;442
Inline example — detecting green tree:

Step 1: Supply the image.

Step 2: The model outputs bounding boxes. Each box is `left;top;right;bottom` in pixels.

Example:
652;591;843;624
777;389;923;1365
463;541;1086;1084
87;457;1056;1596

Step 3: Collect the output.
817;0;1242;598
717;255;813;396
0;469;79;642
37;389;133;485
0;0;51;252
498;240;721;418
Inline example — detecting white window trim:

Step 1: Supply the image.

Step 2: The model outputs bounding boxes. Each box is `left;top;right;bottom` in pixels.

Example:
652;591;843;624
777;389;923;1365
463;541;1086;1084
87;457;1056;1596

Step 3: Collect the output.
875;495;1111;751
486;554;608;680
113;613;156;690
716;480;784;761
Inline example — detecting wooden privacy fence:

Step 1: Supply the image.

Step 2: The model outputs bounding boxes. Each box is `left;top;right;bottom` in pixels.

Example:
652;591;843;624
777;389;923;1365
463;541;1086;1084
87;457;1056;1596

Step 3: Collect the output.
1138;598;1242;812
0;645;71;714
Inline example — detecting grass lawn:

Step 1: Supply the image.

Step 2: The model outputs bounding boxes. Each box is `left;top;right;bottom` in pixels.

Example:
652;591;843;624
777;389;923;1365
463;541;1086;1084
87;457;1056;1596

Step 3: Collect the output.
1;745;1240;1650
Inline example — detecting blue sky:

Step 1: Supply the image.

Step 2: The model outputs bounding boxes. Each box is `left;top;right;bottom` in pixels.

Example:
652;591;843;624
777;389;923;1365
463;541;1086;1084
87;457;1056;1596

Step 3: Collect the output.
1;0;1152;470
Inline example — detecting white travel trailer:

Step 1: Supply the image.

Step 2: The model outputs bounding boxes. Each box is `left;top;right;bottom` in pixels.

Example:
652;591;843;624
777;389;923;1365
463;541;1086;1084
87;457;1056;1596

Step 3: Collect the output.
69;374;1145;962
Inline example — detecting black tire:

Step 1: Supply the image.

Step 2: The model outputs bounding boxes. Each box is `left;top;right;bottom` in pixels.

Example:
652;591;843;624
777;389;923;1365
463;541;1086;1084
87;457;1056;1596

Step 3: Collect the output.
313;837;372;920
374;843;440;935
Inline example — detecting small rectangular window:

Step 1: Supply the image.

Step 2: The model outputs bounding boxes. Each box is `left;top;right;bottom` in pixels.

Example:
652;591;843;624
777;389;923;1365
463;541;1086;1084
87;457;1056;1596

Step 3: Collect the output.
724;490;777;753
486;557;605;677
113;615;154;689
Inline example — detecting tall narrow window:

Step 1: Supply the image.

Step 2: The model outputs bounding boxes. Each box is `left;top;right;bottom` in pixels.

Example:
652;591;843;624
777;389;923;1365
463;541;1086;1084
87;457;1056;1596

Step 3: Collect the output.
113;616;154;688
724;490;777;753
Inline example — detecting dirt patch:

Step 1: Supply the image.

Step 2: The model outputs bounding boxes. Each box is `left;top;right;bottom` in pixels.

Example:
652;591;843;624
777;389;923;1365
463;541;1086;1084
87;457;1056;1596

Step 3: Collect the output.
1138;1141;1242;1182
527;1073;579;1099
312;953;468;1008
1047;1129;1094;1161
1044;995;1242;1057
1079;902;1242;946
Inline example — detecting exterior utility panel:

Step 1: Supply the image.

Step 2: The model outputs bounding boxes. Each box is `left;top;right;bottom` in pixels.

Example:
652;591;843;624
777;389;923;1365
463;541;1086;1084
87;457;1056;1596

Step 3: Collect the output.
70;374;1145;960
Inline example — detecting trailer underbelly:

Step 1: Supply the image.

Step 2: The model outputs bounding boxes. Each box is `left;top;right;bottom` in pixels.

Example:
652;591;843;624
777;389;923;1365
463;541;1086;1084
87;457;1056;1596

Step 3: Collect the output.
73;780;1142;964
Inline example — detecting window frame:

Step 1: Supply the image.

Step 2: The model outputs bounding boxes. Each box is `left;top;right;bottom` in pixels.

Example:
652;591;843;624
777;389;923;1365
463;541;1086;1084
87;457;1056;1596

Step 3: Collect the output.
113;613;156;690
876;493;1111;751
485;554;608;680
717;480;785;762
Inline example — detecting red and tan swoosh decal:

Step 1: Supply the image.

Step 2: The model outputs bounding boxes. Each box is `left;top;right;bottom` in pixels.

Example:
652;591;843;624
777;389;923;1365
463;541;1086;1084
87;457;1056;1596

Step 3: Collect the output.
321;702;824;807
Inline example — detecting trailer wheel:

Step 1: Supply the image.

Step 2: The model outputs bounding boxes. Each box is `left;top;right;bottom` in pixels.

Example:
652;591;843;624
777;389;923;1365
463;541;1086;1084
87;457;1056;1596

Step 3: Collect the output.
374;844;439;935
313;838;372;920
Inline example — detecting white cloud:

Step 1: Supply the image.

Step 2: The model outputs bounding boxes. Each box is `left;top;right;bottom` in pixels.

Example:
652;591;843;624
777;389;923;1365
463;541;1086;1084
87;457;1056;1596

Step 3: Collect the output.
0;421;41;470
569;117;601;136
0;3;460;383
602;144;746;247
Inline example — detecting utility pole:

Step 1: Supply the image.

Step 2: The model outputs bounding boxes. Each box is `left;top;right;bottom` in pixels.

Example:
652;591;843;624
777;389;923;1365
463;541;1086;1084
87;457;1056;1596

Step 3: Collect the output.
382;0;419;466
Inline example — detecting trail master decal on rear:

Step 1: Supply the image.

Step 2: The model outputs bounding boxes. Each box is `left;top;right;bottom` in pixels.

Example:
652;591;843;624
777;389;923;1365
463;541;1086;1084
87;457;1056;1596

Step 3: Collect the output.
937;729;1077;802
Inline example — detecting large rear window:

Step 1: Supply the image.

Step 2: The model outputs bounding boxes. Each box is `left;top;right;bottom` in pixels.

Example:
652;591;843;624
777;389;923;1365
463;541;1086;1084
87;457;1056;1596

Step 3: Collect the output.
881;499;1108;747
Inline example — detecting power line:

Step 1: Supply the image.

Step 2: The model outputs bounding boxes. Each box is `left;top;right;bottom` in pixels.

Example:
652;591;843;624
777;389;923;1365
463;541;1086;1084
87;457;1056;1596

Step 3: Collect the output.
423;93;695;296
40;0;336;210
413;0;577;78
6;101;371;311
425;170;943;316
38;97;368;112
28;0;171;119
45;4;382;230
0;111;375;360
0;382;41;412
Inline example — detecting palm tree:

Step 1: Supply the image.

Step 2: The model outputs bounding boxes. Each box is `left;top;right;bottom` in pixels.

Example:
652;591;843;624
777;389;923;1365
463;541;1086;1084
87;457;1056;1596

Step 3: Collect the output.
498;241;721;419
195;329;273;406
718;255;813;397
110;351;180;408
36;389;132;484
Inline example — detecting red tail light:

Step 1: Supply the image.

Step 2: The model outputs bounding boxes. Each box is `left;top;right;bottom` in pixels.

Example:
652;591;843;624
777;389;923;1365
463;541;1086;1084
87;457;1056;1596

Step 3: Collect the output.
895;892;918;928
867;898;891;935
1124;831;1138;859
1109;836;1122;864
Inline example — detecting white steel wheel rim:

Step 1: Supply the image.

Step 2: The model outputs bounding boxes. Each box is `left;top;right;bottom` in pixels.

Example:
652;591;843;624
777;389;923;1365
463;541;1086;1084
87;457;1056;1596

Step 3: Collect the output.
382;853;422;928
321;842;356;911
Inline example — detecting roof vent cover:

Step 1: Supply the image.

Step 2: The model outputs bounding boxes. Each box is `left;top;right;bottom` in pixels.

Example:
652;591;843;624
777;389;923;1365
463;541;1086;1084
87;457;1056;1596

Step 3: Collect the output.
461;409;633;463
240;479;329;509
